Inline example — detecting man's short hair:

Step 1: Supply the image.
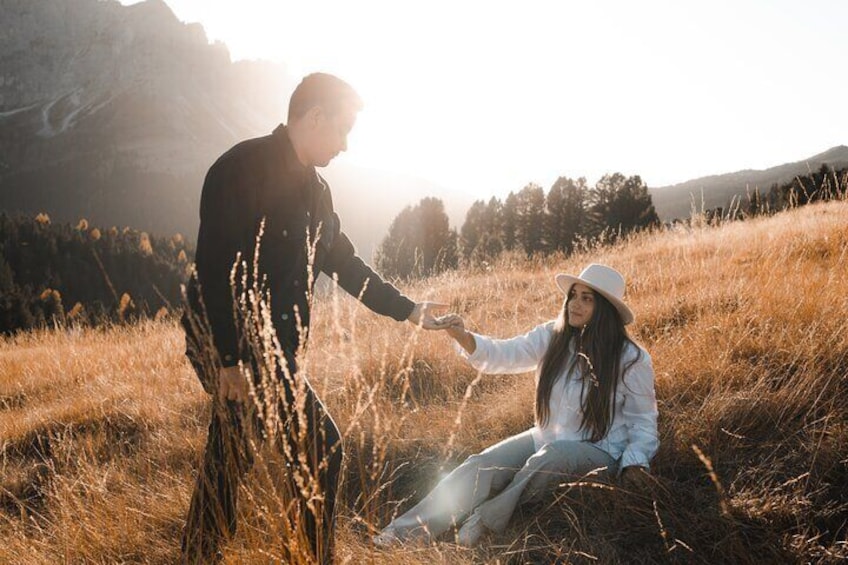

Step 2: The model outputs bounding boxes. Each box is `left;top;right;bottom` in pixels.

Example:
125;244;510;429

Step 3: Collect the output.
287;73;363;122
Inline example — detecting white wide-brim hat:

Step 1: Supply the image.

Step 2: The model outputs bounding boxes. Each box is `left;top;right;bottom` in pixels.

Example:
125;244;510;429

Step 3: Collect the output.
555;263;634;325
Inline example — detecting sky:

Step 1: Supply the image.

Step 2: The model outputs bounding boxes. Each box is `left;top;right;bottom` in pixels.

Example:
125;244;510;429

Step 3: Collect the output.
122;0;848;200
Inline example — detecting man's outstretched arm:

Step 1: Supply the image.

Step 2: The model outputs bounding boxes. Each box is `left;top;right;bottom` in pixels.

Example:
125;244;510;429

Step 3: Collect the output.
321;223;447;328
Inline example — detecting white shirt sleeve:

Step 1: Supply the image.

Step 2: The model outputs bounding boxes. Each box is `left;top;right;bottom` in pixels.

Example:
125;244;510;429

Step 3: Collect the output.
458;321;555;374
618;351;660;470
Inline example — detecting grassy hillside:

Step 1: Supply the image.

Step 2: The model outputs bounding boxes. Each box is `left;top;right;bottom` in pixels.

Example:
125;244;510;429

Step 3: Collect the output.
649;146;848;220
1;200;846;564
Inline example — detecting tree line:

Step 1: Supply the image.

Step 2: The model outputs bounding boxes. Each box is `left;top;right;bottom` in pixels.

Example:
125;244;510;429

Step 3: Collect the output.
376;173;659;279
376;165;848;280
0;213;192;334
2;166;842;332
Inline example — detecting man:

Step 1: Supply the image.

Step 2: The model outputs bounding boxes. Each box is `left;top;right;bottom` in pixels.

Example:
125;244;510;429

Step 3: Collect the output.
181;73;445;563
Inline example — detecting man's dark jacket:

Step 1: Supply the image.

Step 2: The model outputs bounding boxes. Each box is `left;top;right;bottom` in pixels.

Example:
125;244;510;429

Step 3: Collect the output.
185;124;414;368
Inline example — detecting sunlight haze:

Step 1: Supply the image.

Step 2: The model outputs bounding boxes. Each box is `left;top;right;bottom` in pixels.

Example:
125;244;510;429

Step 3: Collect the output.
120;0;848;200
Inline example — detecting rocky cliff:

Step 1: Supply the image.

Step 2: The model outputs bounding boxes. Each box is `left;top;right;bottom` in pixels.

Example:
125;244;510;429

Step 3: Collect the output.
0;0;293;236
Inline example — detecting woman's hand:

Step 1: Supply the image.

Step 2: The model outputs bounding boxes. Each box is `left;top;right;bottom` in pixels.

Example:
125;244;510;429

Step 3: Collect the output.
435;313;476;354
620;465;653;492
437;313;464;336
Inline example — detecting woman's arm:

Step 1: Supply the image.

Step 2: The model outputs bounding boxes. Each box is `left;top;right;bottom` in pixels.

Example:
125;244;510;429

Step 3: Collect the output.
618;352;660;471
437;315;554;374
440;314;476;354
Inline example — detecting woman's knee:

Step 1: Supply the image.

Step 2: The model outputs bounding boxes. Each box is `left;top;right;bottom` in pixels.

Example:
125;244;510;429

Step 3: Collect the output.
465;447;498;465
530;441;612;475
524;443;556;466
525;441;582;470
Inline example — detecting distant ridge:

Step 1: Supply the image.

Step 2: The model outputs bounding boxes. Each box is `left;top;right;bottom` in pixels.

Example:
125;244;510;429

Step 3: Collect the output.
649;145;848;220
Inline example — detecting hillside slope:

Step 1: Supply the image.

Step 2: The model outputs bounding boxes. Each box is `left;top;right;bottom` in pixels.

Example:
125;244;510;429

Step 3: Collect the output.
1;200;846;563
650;145;848;220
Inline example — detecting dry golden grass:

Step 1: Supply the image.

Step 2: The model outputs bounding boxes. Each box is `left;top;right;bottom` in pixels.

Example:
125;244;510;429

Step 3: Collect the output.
2;200;847;564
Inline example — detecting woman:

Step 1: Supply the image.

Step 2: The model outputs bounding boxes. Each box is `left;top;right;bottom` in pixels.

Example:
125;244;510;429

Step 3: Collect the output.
374;263;659;548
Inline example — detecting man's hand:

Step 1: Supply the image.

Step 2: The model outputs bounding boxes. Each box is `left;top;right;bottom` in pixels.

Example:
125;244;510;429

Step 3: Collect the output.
620;465;653;492
407;301;449;329
218;365;250;404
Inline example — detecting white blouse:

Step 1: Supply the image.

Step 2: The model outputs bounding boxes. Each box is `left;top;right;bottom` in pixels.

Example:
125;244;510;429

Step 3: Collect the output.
461;321;659;469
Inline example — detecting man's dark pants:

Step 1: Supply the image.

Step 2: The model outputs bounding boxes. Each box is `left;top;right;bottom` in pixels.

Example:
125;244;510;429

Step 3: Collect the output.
180;354;343;564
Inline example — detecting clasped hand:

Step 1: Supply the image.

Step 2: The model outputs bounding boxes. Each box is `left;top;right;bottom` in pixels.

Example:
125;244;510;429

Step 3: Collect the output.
406;301;453;329
430;312;476;354
431;313;466;338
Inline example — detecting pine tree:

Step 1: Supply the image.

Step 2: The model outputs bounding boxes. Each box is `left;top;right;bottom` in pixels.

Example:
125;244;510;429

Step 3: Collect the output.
516;183;546;255
545;176;587;255
746;187;765;217
459;200;487;261
587;173;659;242
501;192;519;251
375;197;457;279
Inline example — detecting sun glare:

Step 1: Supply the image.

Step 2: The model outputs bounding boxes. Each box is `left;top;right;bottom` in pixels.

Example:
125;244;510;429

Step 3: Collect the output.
126;0;848;197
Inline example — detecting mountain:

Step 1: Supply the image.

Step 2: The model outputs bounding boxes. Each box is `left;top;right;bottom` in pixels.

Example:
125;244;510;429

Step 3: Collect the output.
0;0;295;233
649;146;848;220
0;0;470;259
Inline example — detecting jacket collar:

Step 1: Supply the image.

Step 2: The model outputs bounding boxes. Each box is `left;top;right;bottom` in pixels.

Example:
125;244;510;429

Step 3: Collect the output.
272;123;313;180
271;123;326;204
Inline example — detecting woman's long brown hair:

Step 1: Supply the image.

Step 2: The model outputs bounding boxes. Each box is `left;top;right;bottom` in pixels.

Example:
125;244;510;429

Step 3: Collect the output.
535;286;642;442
